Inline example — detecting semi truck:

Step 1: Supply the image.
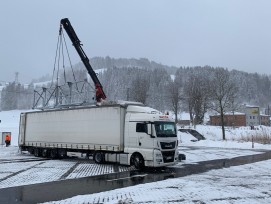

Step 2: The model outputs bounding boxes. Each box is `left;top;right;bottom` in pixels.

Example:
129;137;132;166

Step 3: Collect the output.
19;101;179;169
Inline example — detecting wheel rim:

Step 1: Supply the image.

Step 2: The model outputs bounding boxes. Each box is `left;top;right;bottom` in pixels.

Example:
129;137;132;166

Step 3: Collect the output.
50;149;57;158
42;149;47;157
94;152;104;163
132;154;144;169
34;149;39;157
134;157;140;168
58;149;66;158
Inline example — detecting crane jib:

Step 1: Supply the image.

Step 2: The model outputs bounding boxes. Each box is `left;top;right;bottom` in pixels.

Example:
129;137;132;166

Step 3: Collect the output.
60;18;106;103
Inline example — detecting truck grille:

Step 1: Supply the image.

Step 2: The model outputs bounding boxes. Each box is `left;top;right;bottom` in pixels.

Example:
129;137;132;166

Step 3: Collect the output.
162;151;175;163
160;141;176;149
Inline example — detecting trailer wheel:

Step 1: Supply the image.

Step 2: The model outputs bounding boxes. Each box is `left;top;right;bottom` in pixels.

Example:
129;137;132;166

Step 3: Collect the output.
58;149;67;159
41;149;48;157
131;153;145;170
34;148;40;157
28;147;34;155
93;151;104;164
50;149;58;159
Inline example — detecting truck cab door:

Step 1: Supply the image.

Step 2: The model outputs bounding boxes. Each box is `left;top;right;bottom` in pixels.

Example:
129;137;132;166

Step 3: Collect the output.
136;123;154;150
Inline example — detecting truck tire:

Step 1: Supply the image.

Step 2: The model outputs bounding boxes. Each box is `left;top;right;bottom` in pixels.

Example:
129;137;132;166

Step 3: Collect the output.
34;148;40;157
58;149;67;159
50;149;58;159
131;153;145;170
41;149;48;157
28;147;34;155
93;151;104;164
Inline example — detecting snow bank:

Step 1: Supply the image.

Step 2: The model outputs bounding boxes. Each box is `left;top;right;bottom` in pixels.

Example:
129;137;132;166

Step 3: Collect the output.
178;124;271;150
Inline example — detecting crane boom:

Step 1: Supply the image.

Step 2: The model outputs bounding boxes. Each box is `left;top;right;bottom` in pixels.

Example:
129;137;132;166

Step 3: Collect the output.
60;18;106;103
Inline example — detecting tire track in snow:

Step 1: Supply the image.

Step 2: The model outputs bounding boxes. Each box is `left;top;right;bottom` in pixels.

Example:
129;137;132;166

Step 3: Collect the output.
0;158;48;164
0;161;45;183
59;162;80;180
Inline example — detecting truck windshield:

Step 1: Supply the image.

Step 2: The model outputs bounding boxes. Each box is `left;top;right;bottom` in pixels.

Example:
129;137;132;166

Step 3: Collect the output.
154;122;177;137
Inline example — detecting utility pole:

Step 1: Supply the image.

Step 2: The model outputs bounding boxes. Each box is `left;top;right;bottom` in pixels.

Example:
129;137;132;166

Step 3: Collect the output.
15;72;19;84
127;88;130;101
268;105;270;126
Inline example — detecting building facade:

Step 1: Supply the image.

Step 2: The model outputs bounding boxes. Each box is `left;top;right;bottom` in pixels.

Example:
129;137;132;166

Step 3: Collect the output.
260;115;270;126
245;106;260;126
210;106;270;127
210;113;246;127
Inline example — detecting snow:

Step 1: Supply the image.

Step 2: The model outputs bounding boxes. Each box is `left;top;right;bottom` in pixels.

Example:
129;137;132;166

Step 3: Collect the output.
170;74;175;81
179;112;190;120
95;68;107;74
0;110;24;146
33;80;53;88
1;110;271;203
0;146;134;189
42;160;271;203
86;68;107;83
0;109;37;146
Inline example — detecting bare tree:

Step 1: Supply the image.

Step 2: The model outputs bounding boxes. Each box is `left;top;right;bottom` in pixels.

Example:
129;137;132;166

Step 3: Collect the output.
130;74;150;104
167;80;182;123
210;68;239;140
184;75;211;126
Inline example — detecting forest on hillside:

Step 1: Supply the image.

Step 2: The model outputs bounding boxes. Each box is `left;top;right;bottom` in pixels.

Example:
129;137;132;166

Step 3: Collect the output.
1;57;271;123
94;57;271;111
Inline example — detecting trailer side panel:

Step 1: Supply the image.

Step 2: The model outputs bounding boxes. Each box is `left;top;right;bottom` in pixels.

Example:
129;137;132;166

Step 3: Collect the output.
22;106;125;151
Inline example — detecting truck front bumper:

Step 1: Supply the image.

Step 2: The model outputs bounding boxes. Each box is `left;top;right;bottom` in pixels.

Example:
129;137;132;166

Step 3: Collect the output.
149;149;179;167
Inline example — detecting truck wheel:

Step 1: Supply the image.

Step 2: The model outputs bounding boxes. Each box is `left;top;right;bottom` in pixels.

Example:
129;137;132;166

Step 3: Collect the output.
93;152;104;164
41;149;48;157
58;149;67;159
131;153;145;170
34;148;40;157
50;149;58;159
28;147;34;155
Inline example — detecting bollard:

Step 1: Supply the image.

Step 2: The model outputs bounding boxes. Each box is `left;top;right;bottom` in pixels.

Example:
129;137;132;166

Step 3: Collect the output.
252;135;254;148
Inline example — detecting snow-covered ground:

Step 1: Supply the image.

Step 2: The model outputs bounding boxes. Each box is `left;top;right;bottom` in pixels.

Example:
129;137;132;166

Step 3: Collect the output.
0;146;133;189
1;110;271;203
44;159;271;204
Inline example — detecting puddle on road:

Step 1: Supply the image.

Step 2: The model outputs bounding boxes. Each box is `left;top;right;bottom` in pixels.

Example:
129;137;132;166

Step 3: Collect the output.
1;151;271;204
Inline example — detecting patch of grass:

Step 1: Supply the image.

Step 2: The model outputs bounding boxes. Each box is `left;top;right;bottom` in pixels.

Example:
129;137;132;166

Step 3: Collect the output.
234;129;271;144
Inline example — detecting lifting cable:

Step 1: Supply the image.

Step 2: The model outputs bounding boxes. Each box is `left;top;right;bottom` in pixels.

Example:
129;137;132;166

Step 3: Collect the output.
51;25;79;91
50;28;61;89
62;33;79;91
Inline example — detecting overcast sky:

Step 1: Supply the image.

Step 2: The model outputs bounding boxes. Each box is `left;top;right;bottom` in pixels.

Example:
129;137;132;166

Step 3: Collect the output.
1;0;271;83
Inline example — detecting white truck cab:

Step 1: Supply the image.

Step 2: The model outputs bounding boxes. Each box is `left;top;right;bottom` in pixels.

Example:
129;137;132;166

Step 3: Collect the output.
124;105;178;168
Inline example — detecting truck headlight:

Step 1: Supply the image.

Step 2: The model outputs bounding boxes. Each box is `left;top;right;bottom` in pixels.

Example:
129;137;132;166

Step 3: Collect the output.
155;153;162;157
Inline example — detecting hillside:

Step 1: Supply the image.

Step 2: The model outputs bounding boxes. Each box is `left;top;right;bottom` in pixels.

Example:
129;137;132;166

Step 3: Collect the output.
2;57;271;112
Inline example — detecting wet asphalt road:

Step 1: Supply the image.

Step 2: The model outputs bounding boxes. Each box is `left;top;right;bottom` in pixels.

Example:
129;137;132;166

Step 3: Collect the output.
1;149;271;204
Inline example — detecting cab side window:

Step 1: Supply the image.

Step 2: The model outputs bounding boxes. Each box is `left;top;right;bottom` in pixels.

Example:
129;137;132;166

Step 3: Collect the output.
136;123;147;133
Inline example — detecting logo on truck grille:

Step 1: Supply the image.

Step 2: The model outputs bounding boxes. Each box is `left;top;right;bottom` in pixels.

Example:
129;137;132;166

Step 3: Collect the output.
160;141;176;149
